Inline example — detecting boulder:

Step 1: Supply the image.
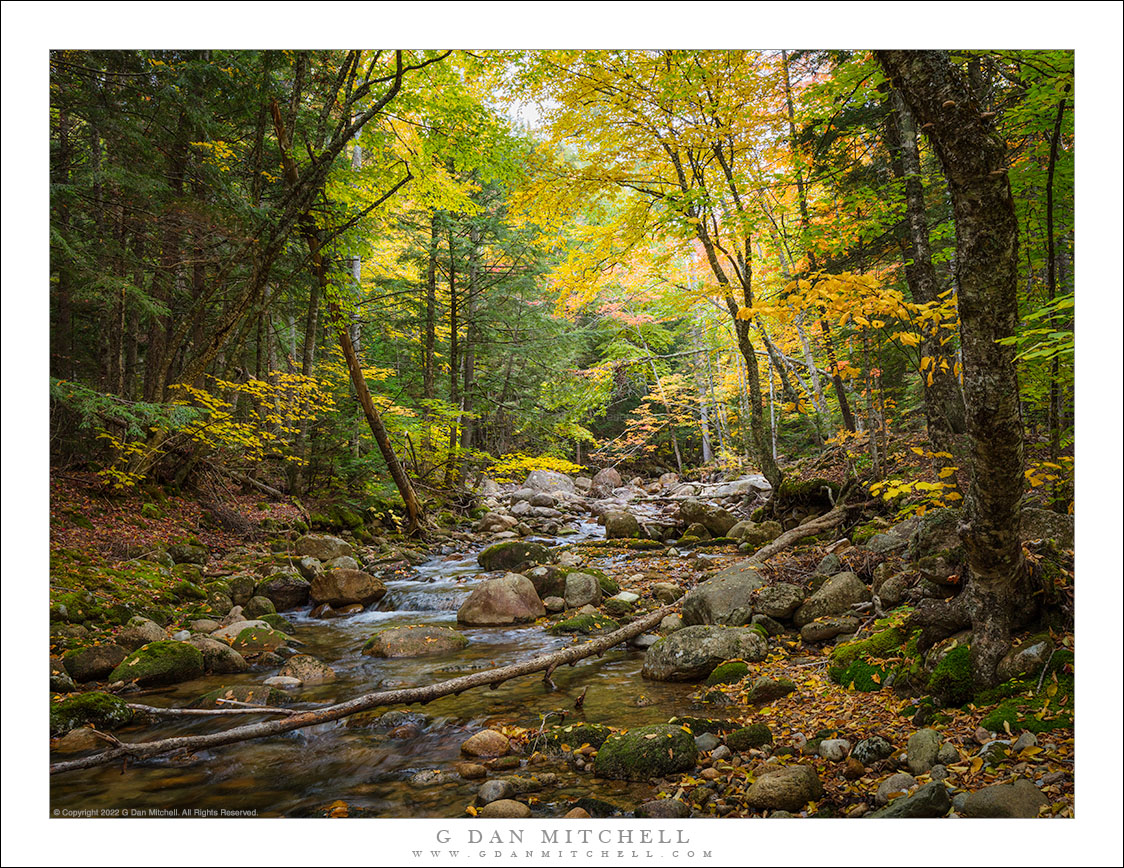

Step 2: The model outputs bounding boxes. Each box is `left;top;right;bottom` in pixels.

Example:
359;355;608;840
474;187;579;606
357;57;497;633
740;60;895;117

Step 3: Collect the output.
254;572;311;611
210;619;274;642
477;540;551;573
477;511;519;534
49;692;132;736
192;684;287;709
658;472;680;489
852;736;895;766
907;728;942;775
278;654;336;685
744;765;823;812
875;772;918;805
593;724;698;781
755;583;806;619
729;520;783;548
961;778;1048;818
295;534;353;562
363;625;469;657
167;543;208;565
868;781;950;818
229;626;291;656
309;569;386;608
479;800;531;818
642;625;767;681
461;729;511;758
793;572;870;627
652;582;684;604
115;617;168;652
226;573;257;607
564;572;603;608
187;636;248;674
604;510;642;539
108;640;205;686
682;561;765;625
243;595;277;619
800;615;860;643
457;573;546;626
1019;508;1074;547
62;644;128;682
524;470;575;494
678;499;737;536
747;676;796;705
590;467;623;498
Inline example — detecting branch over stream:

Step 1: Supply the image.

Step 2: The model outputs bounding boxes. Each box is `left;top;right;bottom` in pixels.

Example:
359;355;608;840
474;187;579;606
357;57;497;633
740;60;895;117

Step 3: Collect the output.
50;604;676;776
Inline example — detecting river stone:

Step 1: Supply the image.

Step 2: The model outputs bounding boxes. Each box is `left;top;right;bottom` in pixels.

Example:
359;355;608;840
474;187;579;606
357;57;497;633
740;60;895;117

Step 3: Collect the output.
115;617;168;652
229;626;291;656
745;765;824;812
476;779;515;805
590;467;623;498
309;568;386;608
168;543;208;565
682;561;766;625
477;511;519;534
800;615;860;643
564;572;603;608
243;595;277;619
50;662;79;694
49;691;133;736
852;736;895;766
875;772;918;805
678;499;738;536
279;654;336;685
108;640;205;686
254;572;311;611
457;573;545;626
190;618;220;633
642;625;767;681
53;726;105;754
63;644;128;682
907;728;942;775
264;675;301;689
756;583;806;619
660;613;684;633
480;799;532;818
524;470;575;494
635;798;691;819
867;781;951;818
295;534;353;562
793;572;870;627
604;510;643;539
818;738;852;762
211;619;273;642
461;729;512;758
543;596;565;613
188;635;248;674
362;625;469;657
679;522;712;542
593;724;698;781
192;683;287;709
962;778;1048;818
747;676;796;705
294;557;323;581
477;540;551;572
652;582;684;604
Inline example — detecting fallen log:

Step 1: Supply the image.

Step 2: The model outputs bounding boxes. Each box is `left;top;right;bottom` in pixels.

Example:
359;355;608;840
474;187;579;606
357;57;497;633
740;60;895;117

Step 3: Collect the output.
51;604;675;776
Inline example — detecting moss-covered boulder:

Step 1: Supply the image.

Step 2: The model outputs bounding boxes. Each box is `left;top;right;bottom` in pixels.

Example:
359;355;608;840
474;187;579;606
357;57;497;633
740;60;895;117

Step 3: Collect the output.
593;724;698;781
477;540;552;572
679;499;737;536
254;572;311;611
167;542;208;566
666;716;737;735
604;510;642;539
243;595;277;619
170;580;206;602
727;724;774;751
63;644;128;682
539;722;613;753
226;573;257;607
642;625;767;681
259;613;295;634
187;635;248;674
549;613;620;635
50;691;133;736
705;659;750;686
229;626;291;656
363;625;470;657
108;640;205;686
927;644;974;706
747;676;796;704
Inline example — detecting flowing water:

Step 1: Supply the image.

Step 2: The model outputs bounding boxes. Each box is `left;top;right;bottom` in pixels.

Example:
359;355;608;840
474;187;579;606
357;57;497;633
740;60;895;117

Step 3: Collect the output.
50;526;702;817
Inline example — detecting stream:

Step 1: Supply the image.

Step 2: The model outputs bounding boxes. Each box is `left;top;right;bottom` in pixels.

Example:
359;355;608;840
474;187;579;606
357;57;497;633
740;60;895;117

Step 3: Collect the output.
50;523;702;817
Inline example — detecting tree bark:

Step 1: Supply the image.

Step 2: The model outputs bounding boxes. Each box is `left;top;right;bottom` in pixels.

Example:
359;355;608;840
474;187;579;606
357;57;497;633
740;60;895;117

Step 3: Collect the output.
878;50;1026;689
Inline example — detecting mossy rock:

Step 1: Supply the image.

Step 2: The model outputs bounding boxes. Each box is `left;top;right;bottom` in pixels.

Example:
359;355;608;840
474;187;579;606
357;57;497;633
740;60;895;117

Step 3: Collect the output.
549;613;620;635
694;537;739;548
776;476;840;509
259;613;295;633
191;684;288;709
108;640;205;686
666;716;737;735
593;724;698;781
477;540;552;572
538;722;613;753
597;574;620;597
140;503;163;520
170;580;206;602
230;626;291;656
828;622;919;692
50;691;133;736
50;591;102;625
705;659;750;687
976;652;1074;733
927;644;973;706
726;724;773;751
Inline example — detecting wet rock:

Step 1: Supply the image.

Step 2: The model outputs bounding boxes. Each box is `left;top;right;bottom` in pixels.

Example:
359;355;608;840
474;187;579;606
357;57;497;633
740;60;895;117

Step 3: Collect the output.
875;772;917;806
679;499;737;536
264;675;301;689
63;644;128;682
745;765;823;812
593;724;698;781
962;779;1048;818
480;799;531;818
476;779;515;805
604;510;643;539
254;572;311;611
309;568;386;608
409;769;456;788
681;561;766;626
642;625;767;681
362;625;469;657
461;729;512;758
906;728;941;775
868;781;950;818
53;727;104;754
477;540;552;573
457;573;546;626
755;582;806;619
210;619;272;641
852;736;895;766
279;654;335;685
564;572;603;608
793;572;870;627
229;626;291;656
115;617;168;652
635;798;691;819
192;684;287;709
108;640;205;686
455;762;487;780
295;534;353;562
563;807;591;819
188;635;248;674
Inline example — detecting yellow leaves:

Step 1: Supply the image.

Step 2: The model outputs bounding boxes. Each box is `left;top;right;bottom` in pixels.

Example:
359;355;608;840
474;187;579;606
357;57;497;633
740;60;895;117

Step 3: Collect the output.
938;467;957;479
895;331;921;347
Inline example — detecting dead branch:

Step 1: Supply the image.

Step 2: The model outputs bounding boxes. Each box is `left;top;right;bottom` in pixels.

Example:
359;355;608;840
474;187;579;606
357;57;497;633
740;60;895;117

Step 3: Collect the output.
50;605;675;776
127;702;298;718
748;500;849;565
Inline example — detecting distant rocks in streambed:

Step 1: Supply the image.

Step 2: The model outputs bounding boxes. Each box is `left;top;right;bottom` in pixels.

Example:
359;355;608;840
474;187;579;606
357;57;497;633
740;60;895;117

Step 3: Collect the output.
589;467;623;498
362;625;469;658
523;470;575;494
457;573;545;626
294;533;353;562
604;510;642;540
108;640;205;686
593;724;697;781
309;568;386;608
476;512;519;534
641;625;767;681
477;540;552;573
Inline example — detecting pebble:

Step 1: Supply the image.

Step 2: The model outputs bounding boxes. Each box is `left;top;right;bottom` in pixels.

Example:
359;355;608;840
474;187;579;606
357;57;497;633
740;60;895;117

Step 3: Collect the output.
711;745;731;761
875;772;917;806
818;738;851;762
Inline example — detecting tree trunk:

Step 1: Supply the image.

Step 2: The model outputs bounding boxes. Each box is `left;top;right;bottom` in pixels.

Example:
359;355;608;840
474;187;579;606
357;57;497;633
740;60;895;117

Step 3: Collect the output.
878;50;1026;689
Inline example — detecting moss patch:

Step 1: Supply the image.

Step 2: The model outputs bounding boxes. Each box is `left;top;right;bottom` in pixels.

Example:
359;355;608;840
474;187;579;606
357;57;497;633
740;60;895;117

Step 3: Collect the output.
109;640;205;686
593;724;698;781
705;659;750;687
50;691;133;736
667;716;736;735
549;613;620;635
828;619;919;693
726;724;773;750
927;644;974;706
538;722;612;753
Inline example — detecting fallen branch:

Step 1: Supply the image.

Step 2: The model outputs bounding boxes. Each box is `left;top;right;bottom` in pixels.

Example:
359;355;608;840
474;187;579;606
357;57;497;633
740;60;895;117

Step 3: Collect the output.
127;702;298;718
51;605;675;776
748;497;852;565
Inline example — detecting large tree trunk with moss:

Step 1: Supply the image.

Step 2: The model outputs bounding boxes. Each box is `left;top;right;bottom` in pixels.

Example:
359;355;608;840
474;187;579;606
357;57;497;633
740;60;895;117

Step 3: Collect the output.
878;50;1026;689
